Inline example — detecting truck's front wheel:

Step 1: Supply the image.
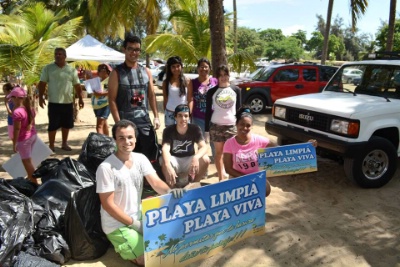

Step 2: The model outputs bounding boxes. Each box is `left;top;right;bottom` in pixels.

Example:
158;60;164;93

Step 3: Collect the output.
344;137;397;188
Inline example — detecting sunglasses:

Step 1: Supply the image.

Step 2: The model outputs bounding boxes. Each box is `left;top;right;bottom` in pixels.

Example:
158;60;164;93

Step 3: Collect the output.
126;47;141;53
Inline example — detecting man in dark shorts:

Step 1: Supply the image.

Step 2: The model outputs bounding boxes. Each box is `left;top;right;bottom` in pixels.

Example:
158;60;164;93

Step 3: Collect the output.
38;47;84;152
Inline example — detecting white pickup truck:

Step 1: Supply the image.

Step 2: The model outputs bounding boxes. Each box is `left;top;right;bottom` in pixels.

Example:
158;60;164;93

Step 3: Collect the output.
266;52;400;188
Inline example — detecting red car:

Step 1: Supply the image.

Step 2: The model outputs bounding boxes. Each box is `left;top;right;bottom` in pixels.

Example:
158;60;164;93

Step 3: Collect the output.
238;64;338;113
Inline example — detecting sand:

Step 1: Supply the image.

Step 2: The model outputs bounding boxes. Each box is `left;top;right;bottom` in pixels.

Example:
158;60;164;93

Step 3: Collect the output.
1;87;400;267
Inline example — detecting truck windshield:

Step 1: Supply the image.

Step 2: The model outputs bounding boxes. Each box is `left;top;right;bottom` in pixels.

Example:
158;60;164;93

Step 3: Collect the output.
252;66;277;81
325;64;400;100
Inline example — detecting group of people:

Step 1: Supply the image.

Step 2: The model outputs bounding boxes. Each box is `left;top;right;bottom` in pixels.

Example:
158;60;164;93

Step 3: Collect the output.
3;34;312;266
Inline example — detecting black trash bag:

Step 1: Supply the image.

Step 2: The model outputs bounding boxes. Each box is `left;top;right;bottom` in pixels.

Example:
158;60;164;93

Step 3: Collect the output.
30;209;71;265
7;177;38;197
0;179;34;267
78;132;115;175
31;179;75;213
32;158;61;180
14;251;60;267
64;185;110;260
33;157;95;189
54;157;95;188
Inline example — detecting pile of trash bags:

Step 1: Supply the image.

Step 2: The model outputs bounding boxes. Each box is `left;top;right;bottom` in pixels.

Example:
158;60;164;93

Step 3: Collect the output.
0;133;115;266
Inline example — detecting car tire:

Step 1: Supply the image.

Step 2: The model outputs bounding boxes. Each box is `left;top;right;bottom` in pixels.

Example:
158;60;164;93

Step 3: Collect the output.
246;94;266;114
343;137;397;188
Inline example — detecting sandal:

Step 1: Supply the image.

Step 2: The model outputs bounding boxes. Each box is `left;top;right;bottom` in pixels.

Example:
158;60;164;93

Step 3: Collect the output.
61;145;72;151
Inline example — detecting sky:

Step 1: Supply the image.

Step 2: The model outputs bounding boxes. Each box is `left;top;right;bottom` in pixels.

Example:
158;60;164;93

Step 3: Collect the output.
223;0;399;38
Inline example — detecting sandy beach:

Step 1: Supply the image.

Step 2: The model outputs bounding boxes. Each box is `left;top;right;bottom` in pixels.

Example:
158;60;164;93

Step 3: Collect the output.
1;87;400;267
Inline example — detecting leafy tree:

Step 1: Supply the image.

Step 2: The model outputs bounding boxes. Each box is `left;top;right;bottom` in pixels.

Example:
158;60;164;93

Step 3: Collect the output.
0;2;82;85
315;14;326;34
264;37;304;61
307;31;324;58
258;28;284;43
329;34;345;60
229;27;262;56
291;30;307;47
375;18;400;51
0;0;21;13
330;15;345;38
343;26;374;60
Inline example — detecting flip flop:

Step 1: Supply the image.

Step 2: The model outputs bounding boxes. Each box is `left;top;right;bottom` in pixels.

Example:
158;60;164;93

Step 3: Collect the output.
61;145;72;151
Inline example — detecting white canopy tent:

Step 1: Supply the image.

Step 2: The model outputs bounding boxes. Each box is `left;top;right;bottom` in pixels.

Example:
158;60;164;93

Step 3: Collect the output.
66;34;125;63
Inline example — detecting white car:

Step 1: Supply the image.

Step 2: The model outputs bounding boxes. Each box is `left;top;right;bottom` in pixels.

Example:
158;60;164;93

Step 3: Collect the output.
150;65;165;84
155;72;199;87
342;68;363;83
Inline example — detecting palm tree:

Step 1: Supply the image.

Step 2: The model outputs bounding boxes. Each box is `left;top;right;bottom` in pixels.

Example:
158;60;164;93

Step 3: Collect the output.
165;238;181;263
321;0;368;64
0;2;82;85
145;0;211;67
386;0;397;51
85;0;141;40
208;0;227;76
233;0;237;54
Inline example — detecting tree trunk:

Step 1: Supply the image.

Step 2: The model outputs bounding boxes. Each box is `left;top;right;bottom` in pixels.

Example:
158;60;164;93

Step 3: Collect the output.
386;0;397;51
208;0;227;77
321;0;334;65
233;0;237;54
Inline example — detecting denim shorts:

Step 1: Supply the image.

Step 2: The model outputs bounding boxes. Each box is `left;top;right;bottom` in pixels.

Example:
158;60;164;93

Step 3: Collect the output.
164;109;176;126
193;116;215;157
94;105;110;119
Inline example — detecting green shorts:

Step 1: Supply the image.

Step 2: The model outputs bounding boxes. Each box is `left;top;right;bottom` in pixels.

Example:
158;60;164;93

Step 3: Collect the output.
107;226;144;260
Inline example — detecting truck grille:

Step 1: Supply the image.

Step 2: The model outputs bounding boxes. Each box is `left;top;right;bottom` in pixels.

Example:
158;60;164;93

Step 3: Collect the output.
286;107;330;131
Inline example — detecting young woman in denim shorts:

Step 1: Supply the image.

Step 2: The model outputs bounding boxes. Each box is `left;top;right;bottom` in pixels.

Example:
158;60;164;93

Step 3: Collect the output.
162;56;192;126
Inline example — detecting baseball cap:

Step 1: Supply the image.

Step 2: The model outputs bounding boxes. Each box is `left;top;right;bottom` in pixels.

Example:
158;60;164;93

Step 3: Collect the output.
97;64;111;73
7;87;27;99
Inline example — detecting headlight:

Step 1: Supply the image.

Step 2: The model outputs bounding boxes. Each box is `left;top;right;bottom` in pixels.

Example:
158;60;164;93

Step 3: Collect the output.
330;119;359;137
274;106;286;119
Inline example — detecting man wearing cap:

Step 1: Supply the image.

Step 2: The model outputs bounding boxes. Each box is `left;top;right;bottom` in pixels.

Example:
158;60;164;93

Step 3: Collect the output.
160;104;210;188
38;47;83;152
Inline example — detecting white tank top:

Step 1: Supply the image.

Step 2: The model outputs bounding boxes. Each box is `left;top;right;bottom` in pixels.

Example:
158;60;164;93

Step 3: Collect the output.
166;83;187;111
